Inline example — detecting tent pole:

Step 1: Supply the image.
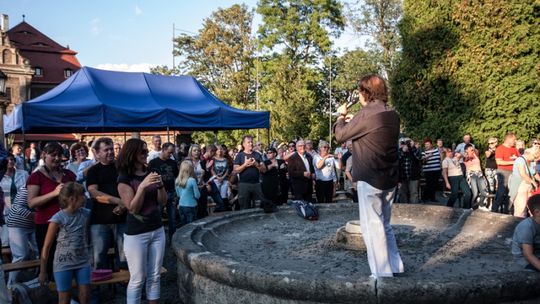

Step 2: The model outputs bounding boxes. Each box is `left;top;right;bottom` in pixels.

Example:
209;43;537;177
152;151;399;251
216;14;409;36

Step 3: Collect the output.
167;127;170;142
213;130;218;145
266;129;270;147
22;131;26;170
123;132;126;144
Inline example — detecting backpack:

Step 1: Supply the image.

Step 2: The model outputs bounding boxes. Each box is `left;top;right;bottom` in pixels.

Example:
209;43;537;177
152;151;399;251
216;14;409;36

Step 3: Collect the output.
289;200;319;221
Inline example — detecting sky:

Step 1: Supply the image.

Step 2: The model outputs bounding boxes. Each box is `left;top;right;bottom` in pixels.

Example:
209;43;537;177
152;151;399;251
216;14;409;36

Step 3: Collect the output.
1;0;363;73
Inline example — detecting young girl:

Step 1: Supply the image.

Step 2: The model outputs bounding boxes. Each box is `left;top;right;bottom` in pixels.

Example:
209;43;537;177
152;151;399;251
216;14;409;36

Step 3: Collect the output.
39;182;91;304
176;161;200;225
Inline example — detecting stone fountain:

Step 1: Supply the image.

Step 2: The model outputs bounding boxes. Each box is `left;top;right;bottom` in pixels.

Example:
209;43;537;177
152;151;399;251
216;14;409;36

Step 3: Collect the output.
172;203;540;304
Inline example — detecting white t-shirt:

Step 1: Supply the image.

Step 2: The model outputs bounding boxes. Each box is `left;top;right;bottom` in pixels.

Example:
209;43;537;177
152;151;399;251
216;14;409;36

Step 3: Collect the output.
442;157;462;177
312;154;339;181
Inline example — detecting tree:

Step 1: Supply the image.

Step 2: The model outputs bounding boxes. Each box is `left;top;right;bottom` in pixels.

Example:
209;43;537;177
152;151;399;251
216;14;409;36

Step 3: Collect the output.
392;0;540;147
256;0;345;141
151;4;258;147
346;0;402;77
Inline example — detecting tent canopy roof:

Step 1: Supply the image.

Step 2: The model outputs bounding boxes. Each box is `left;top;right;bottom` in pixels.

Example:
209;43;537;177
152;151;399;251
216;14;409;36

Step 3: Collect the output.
5;66;269;134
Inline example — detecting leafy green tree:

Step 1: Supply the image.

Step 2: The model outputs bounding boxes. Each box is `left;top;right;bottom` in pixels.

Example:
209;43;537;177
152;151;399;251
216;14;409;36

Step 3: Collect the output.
392;0;540;147
257;0;345;141
151;4;259;147
346;0;402;77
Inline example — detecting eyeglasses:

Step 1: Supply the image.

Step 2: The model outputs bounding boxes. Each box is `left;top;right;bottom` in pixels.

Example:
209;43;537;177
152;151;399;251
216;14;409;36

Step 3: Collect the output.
534;142;540;146
488;142;497;145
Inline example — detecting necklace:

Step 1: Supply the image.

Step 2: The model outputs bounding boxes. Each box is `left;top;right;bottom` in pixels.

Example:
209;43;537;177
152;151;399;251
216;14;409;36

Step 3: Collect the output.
43;165;64;183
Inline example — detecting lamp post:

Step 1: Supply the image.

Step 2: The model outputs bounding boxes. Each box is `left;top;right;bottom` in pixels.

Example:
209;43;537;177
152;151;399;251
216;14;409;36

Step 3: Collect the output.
0;70;9;146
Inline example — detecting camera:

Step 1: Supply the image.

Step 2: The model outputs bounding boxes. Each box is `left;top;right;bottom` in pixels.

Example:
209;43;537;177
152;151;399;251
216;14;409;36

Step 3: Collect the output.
400;139;411;147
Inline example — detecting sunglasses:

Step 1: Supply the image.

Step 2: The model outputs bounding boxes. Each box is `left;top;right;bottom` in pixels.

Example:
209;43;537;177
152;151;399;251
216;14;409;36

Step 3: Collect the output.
488;142;497;145
321;146;329;149
534;142;540;146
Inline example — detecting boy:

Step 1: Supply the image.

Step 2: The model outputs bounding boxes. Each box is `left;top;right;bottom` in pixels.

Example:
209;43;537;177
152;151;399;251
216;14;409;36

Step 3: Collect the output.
511;194;540;271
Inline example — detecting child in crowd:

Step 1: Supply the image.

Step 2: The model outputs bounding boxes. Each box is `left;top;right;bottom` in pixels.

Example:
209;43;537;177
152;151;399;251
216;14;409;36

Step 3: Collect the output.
176;161;200;225
39;182;91;304
511;194;540;271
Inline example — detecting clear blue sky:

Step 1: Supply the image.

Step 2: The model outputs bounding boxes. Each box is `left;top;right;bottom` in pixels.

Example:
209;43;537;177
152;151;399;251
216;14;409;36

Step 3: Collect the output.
1;0;361;72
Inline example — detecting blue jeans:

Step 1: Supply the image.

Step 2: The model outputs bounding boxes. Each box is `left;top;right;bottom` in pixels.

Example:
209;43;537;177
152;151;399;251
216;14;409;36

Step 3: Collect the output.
124;227;165;304
468;172;487;209
90;223;126;270
447;176;472;208
179;206;197;225
7;227;38;286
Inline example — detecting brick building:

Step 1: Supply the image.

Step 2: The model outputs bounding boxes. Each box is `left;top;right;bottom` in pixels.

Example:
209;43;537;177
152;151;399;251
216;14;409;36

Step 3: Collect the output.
5;15;81;99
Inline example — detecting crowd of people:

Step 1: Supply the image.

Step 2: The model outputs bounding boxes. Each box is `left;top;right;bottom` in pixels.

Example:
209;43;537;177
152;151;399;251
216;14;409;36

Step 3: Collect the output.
0;133;350;303
398;132;540;218
0;125;539;302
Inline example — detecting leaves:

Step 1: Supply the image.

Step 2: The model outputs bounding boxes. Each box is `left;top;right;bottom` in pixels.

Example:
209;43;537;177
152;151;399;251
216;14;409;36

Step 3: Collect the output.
392;0;540;146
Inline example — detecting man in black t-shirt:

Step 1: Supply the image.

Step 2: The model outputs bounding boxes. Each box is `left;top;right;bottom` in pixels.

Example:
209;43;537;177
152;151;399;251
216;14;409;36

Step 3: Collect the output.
86;137;127;270
234;135;267;209
148;142;179;241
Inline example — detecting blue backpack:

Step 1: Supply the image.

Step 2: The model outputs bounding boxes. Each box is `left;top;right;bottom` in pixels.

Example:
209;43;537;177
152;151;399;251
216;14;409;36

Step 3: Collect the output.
289;200;319;221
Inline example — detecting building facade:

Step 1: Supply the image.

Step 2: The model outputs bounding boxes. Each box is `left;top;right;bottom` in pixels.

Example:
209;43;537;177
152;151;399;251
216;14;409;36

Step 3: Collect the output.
0;15;33;111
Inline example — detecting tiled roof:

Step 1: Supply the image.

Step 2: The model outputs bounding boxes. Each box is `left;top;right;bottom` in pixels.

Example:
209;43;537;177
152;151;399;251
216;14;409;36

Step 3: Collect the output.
6;21;81;84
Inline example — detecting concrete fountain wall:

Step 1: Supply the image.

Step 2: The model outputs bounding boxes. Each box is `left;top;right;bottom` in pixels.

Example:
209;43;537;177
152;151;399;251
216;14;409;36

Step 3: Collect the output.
172;203;540;304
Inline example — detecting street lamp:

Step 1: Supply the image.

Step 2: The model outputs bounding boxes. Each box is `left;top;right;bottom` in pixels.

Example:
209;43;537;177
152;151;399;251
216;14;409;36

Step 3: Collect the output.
0;69;9;146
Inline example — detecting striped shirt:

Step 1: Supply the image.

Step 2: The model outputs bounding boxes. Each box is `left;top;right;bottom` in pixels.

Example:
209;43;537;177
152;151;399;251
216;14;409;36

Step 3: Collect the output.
6;187;34;229
422;148;441;172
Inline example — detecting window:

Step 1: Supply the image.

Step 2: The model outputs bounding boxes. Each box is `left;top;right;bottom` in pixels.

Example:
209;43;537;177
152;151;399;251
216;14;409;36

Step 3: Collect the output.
64;69;73;78
35;67;43;77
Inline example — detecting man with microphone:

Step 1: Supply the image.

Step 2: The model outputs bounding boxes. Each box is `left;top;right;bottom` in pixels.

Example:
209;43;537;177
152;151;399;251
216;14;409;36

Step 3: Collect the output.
333;74;404;278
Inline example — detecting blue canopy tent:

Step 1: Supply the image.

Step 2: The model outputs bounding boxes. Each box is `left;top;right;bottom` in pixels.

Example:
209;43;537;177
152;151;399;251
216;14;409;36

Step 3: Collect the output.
4;66;269;134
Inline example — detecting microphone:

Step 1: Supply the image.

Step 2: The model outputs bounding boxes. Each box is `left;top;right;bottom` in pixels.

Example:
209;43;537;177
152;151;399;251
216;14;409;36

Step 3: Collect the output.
332;90;360;117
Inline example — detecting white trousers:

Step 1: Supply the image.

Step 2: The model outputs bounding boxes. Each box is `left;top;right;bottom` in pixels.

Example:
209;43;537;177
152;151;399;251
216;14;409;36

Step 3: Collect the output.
357;181;404;277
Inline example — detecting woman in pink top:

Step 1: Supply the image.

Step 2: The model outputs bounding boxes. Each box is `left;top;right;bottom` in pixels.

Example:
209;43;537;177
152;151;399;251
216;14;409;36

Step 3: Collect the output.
27;142;76;277
463;144;488;210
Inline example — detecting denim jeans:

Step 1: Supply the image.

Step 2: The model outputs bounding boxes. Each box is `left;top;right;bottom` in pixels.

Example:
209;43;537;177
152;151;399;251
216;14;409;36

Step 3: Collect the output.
179;206;197;225
213;179;229;199
398;179;419;204
91;223;126;270
447;176;472;208
7;227;38;286
124;227;165;304
468;172;488;209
